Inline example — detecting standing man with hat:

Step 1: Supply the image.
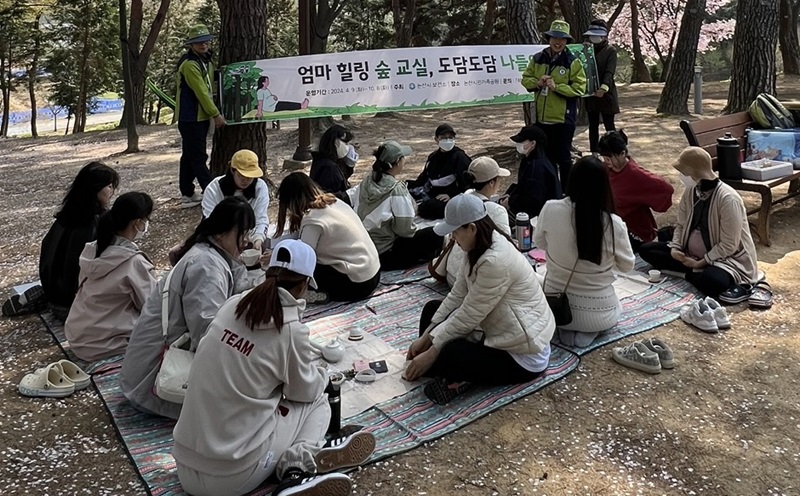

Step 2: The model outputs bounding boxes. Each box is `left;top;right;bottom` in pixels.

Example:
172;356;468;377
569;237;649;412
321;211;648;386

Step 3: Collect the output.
521;20;587;191
175;25;227;209
584;19;620;154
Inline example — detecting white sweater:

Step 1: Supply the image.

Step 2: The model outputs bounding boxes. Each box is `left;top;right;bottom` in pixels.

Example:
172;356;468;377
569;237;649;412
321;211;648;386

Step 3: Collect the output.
431;231;555;355
172;288;327;476
202;177;270;243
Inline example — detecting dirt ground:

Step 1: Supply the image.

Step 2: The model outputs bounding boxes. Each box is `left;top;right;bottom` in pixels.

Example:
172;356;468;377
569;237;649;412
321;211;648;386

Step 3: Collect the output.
1;77;800;496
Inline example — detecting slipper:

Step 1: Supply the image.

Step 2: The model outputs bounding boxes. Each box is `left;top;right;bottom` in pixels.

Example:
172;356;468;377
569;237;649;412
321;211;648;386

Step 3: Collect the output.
57;360;91;390
748;281;773;309
18;363;75;398
718;284;753;305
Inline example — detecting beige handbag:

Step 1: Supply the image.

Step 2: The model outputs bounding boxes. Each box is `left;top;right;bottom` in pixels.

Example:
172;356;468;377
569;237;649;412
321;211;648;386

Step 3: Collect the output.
154;269;194;404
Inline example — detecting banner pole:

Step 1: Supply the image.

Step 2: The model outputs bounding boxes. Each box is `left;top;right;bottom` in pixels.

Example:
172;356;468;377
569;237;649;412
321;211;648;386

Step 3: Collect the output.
291;0;313;163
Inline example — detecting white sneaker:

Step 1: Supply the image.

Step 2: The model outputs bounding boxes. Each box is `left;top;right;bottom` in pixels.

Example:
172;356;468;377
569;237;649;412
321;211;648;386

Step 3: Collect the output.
680;299;719;333
180;192;203;209
704;297;730;330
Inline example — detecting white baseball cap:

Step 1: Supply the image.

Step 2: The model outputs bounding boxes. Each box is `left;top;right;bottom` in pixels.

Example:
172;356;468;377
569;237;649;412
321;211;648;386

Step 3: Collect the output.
268;239;318;289
433;194;488;236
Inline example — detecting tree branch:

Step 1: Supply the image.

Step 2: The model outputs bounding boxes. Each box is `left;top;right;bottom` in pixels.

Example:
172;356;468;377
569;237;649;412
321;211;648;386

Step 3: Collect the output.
607;0;627;29
137;0;171;72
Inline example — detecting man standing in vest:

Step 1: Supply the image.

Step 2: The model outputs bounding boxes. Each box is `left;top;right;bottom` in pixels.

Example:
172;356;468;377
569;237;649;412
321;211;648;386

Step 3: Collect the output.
175;25;226;208
521;20;587;191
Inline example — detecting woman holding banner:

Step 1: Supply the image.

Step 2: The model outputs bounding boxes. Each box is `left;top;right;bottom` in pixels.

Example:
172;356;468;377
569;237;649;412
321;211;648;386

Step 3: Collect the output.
521;20;587;191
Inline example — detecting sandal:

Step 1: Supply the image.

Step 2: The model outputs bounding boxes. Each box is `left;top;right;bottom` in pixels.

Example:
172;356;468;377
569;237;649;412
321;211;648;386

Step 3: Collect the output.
748;281;773;309
57;360;91;390
718;284;753;305
18;363;75;398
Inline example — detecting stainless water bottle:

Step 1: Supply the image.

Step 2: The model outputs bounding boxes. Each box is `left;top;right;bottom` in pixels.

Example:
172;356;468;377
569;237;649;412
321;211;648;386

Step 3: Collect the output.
515;212;532;251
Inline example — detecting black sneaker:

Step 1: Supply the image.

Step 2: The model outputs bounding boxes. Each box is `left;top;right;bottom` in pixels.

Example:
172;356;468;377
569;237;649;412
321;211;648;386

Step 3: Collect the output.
718;284;752;305
423;377;474;405
272;470;351;496
315;430;375;473
2;285;46;317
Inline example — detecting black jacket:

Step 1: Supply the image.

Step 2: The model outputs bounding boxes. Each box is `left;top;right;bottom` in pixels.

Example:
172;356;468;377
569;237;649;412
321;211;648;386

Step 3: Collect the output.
508;152;562;217
585;42;619;115
408;147;471;198
39;216;99;310
310;153;351;205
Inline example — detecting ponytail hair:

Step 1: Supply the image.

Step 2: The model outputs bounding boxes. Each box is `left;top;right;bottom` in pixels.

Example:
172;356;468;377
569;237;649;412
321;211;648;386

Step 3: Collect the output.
174;196;255;263
462;170;494;192
371;145;393;182
235;265;309;329
598;129;629;157
96;192;154;257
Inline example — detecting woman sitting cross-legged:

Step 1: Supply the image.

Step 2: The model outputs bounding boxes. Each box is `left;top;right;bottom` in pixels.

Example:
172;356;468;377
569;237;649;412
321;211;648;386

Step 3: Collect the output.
275;172;381;303
121;197;260;419
356;140;442;270
172;240;375;496
441;157;512;287
533;156;635;348
64;192;157;362
403;194;555;404
639;147;759;302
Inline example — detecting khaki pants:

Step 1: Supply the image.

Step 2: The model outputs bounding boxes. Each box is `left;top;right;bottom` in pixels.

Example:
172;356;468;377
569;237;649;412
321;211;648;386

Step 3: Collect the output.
176;394;330;496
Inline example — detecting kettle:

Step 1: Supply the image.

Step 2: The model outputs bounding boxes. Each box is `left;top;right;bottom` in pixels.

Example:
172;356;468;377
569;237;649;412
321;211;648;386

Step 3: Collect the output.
716;132;742;180
309;338;346;363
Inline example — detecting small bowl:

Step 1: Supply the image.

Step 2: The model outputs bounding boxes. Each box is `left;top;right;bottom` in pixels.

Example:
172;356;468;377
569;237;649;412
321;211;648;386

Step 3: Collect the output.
241;249;261;267
648;269;662;283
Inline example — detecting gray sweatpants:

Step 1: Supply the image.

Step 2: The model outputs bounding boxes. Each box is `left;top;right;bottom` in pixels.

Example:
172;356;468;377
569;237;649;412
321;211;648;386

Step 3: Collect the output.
176;394;330;496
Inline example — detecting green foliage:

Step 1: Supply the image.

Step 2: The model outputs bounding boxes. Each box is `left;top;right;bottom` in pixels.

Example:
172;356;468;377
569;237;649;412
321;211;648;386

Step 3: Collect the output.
330;0;394;52
267;0;298;58
43;0;119;124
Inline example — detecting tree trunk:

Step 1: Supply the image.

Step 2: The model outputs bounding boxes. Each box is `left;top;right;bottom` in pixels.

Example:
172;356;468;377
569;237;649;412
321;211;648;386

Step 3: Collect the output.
779;0;800;74
0;46;10;137
725;0;779;112
480;0;497;44
629;0;652;83
311;0;348;54
558;0;591;41
119;0;140;152
391;0;416;48
505;0;540;126
211;0;269;177
74;0;92;134
606;0;628;31
656;0;706;115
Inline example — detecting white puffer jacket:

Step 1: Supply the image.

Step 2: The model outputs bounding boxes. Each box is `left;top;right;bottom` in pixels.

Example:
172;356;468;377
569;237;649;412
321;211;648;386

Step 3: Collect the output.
430;231;555;355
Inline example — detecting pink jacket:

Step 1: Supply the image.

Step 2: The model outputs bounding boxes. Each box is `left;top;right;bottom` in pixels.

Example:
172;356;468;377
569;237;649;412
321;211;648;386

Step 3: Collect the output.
64;237;156;361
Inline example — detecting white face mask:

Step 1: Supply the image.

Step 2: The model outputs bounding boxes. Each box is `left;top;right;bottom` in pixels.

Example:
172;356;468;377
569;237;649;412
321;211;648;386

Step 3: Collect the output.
438;139;455;152
344;144;358;167
335;139;349;159
133;220;149;241
515;142;528;154
679;173;696;189
589;36;605;44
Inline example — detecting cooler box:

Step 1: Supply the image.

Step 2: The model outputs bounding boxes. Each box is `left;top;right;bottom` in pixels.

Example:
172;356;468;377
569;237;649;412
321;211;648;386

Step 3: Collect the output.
740;159;793;181
746;129;800;169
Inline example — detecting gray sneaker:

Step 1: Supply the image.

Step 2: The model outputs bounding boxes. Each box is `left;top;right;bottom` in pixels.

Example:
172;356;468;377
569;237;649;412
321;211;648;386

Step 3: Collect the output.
640;337;674;369
180;192;203;209
611;342;662;374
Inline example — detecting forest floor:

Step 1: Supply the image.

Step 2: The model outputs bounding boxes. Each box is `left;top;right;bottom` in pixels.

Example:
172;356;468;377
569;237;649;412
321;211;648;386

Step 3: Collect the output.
1;77;800;496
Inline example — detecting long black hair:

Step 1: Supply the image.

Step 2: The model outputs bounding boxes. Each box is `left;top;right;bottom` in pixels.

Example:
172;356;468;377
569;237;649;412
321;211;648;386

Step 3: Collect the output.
465;216;513;275
174;196;255;262
57;162;120;226
597;129;629;157
218;168;258;199
95;192;154;257
317;124;352;162
567;156;616;265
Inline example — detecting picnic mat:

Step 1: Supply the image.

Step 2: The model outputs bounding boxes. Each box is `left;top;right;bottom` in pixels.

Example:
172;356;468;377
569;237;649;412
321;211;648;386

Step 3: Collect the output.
37;310;122;375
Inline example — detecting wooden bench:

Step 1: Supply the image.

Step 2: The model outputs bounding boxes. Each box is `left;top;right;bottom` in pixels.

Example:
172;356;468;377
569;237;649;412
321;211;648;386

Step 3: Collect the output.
679;112;800;246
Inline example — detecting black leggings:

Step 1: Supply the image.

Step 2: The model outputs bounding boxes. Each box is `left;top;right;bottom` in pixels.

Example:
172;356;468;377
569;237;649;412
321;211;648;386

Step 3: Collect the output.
588;111;616;153
417;197;447;220
313;264;380;302
537;122;576;192
379;227;442;271
418;300;543;385
638;242;735;299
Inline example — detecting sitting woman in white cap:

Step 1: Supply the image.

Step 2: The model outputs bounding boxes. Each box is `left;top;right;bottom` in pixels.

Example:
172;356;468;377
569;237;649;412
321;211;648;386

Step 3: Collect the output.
121;197;260;419
435;157;512;287
534;156;635;348
404;194;555;405
639;146;759;304
173;239;376;496
356;140;443;270
275;172;381;303
202;149;270;251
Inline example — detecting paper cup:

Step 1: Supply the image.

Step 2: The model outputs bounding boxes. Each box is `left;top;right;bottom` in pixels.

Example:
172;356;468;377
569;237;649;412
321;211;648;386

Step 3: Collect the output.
648;269;662;282
241;249;261;267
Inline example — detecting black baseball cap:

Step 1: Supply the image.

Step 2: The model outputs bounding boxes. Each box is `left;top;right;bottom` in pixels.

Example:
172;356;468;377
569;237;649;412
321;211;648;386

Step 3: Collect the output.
510;124;548;145
435;123;456;137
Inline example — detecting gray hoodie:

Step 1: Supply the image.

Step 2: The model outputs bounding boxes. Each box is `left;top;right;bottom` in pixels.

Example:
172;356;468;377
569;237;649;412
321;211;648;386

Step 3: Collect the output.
356;173;417;254
64;237;156;362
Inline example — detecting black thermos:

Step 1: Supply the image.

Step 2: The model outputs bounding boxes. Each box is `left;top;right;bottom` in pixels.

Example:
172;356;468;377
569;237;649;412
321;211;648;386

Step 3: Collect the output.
325;377;341;435
716;132;742;180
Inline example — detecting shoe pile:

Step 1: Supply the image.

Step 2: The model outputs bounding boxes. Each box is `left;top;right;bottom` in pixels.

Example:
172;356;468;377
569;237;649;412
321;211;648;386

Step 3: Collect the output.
680;297;730;333
18;360;91;398
272;429;376;496
611;337;674;374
